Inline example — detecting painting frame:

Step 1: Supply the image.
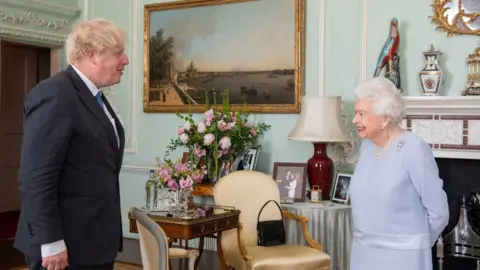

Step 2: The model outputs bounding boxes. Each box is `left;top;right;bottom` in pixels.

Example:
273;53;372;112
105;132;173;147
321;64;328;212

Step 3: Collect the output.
272;162;307;202
143;0;305;114
331;171;353;205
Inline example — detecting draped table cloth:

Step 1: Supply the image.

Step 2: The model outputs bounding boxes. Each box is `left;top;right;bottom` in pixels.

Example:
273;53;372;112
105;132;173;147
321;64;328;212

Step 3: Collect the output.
282;202;353;270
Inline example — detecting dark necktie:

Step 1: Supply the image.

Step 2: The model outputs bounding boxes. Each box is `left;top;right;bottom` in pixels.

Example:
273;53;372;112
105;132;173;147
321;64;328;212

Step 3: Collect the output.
95;92;104;110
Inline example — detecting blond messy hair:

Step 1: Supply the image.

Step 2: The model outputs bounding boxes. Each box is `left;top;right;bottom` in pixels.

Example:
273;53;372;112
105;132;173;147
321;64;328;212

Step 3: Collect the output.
65;18;125;64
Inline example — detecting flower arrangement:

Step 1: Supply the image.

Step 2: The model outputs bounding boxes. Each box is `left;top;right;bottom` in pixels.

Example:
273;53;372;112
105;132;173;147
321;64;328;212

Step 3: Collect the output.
165;90;271;180
155;157;203;191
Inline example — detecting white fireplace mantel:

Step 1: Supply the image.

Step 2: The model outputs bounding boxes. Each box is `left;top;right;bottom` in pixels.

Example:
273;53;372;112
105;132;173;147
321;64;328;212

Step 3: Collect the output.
401;96;480;160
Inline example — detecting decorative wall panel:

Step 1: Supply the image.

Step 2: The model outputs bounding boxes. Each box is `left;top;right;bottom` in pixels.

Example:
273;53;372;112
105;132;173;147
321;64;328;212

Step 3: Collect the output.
85;0;138;153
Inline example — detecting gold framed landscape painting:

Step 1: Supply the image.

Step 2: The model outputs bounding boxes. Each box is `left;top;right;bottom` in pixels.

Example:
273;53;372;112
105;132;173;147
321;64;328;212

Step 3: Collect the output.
143;0;305;114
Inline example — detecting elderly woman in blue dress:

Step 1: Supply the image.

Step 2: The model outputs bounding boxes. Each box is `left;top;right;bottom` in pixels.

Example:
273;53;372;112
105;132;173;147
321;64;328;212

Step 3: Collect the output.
349;77;449;270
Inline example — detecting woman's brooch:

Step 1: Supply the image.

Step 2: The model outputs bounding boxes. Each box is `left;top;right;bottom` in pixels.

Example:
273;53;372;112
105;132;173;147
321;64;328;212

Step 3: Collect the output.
397;140;405;151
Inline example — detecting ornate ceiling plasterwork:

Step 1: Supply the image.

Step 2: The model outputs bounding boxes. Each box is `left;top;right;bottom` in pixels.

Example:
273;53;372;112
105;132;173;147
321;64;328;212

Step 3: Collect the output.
0;0;81;47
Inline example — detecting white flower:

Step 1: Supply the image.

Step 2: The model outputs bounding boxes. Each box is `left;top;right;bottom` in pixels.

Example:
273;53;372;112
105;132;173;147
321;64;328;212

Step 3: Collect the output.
219;136;231;150
203;133;215;146
180;133;189;144
183;122;191;131
198;122;206;133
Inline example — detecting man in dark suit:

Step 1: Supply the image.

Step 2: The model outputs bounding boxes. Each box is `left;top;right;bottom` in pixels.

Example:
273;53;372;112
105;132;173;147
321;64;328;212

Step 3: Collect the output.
14;18;129;270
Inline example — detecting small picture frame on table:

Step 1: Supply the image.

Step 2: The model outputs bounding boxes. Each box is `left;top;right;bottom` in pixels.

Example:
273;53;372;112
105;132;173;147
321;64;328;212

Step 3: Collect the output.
235;145;261;171
331;171;353;205
272;162;308;203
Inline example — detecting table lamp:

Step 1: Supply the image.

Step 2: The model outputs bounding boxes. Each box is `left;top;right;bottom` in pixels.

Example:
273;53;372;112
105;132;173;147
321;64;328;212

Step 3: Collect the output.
288;96;352;200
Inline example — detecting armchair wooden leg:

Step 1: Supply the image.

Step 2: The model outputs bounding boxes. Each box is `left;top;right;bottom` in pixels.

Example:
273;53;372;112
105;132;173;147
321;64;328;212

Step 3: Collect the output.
217;231;228;270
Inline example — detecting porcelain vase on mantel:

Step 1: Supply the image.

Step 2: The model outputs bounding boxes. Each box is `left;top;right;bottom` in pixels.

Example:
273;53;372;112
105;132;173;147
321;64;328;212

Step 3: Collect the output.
419;44;445;96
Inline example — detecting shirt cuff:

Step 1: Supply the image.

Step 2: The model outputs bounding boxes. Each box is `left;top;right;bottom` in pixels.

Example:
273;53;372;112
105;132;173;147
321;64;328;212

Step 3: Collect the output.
41;240;67;257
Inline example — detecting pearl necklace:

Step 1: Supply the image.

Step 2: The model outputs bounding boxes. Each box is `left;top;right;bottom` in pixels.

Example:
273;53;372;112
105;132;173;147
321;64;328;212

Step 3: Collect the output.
374;133;395;160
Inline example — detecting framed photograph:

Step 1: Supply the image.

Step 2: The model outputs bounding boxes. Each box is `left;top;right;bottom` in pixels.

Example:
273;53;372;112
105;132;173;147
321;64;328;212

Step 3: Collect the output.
143;0;305;114
272;162;307;202
235;146;261;171
331;172;353;204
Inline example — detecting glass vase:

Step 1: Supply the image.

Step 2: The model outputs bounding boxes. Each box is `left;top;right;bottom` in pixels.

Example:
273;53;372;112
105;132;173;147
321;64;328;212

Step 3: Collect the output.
206;153;221;184
154;188;176;211
175;189;191;212
153;188;191;212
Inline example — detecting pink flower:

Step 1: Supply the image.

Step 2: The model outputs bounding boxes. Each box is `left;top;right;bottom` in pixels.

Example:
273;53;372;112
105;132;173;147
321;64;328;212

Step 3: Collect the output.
191;173;203;183
217;120;234;131
157;168;171;178
194;145;206;157
197;122;206;133
249;129;257;136
217;120;228;131
179;176;194;189
219;136;231;150
163;174;172;183
204;133;215;146
195;208;206;217
175;162;189;173
177;127;185;135
204;109;214;122
183;122;191;131
167;180;178;191
180;133;189;144
218;148;229;158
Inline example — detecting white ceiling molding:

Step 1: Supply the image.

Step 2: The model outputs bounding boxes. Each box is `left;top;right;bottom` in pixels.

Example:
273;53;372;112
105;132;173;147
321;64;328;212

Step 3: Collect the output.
0;0;80;47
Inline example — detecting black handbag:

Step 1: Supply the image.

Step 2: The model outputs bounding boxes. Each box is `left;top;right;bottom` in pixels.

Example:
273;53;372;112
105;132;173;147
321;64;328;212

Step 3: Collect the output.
256;199;286;246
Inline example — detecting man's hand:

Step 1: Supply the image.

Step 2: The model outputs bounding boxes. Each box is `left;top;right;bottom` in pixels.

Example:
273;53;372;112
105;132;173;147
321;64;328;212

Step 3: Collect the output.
42;250;68;270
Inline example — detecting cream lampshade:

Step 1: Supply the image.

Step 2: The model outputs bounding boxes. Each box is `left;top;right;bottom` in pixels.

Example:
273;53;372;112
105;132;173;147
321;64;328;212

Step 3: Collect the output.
288;96;352;200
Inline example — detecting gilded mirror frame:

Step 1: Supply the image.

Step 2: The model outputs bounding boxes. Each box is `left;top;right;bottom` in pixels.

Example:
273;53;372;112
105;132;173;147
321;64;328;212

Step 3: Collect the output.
430;0;480;37
143;0;305;114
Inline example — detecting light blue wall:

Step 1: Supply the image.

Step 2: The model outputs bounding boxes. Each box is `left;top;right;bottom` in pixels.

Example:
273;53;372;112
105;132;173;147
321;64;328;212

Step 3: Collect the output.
74;0;479;237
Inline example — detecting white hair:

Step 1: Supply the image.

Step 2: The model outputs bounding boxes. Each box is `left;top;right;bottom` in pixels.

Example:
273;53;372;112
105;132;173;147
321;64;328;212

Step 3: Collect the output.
65;18;125;64
354;77;406;124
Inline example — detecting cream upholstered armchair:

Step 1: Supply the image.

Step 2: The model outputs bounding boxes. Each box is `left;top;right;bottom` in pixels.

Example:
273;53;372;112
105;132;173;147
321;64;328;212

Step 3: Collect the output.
129;207;199;270
214;171;330;270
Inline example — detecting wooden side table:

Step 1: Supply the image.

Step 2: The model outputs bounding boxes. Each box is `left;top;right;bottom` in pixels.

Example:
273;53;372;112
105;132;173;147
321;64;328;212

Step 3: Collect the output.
192;184;214;197
128;204;240;270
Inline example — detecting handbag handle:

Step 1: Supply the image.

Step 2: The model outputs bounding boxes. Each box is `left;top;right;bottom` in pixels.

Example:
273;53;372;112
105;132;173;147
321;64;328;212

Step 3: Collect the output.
257;199;284;223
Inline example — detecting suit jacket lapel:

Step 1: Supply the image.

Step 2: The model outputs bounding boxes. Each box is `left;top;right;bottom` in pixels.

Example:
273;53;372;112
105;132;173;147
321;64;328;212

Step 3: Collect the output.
65;66;118;152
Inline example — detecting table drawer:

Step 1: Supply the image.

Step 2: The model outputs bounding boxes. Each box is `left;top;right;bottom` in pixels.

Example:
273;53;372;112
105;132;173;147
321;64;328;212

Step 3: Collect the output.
191;222;216;235
216;215;238;230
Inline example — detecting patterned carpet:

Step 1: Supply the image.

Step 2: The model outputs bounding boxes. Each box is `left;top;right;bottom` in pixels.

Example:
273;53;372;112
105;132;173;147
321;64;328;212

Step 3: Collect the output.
11;262;142;270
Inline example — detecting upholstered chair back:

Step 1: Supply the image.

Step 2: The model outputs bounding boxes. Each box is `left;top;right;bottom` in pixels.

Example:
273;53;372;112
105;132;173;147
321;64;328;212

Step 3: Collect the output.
130;207;170;270
214;171;283;264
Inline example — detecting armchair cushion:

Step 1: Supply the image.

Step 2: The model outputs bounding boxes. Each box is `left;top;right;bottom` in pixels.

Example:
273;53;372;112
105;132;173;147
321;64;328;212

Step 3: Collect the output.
224;244;329;270
247;244;330;269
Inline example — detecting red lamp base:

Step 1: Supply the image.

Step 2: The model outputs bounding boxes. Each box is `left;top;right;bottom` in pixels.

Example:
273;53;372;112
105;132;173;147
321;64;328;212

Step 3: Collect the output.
307;142;333;200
